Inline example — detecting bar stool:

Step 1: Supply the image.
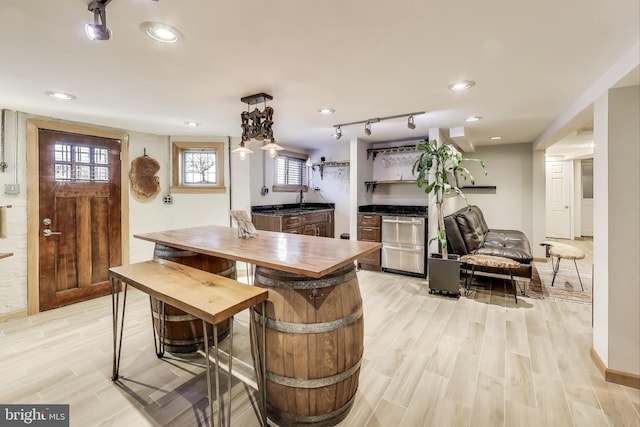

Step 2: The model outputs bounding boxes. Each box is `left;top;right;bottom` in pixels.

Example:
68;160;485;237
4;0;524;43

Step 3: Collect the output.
541;241;586;291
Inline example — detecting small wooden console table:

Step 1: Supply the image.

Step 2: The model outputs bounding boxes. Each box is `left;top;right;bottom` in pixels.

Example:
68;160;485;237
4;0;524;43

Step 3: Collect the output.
108;258;269;427
460;254;520;303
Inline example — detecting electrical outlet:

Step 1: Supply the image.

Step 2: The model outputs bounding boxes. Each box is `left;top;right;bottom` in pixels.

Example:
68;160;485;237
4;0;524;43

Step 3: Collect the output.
163;195;173;205
4;184;20;195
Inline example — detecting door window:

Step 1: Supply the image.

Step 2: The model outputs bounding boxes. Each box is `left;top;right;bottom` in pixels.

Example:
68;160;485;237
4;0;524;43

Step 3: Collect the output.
54;143;110;182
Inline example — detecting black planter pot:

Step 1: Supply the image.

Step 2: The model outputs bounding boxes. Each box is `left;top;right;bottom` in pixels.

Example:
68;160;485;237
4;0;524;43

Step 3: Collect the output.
427;253;461;296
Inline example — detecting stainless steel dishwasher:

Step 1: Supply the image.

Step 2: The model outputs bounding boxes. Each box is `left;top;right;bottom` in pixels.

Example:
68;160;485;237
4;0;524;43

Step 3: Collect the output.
381;216;426;276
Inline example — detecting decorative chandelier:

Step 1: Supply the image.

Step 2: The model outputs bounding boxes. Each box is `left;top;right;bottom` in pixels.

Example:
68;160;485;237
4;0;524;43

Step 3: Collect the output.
233;92;283;159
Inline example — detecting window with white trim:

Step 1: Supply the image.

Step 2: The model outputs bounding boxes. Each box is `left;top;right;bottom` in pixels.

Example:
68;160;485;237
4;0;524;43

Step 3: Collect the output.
273;151;308;192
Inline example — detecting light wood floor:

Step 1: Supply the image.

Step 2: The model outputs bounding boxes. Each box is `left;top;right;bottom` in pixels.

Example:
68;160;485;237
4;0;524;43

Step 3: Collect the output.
1;265;638;427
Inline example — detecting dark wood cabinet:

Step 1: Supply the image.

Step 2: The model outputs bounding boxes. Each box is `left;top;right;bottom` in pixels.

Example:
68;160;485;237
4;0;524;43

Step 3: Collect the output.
357;214;381;271
253;210;334;238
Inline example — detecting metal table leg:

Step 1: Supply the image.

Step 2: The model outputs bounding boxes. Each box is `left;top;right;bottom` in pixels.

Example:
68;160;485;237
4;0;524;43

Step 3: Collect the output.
467;265;476;296
214;323;222;427
227;317;234;427
551;256;561;286
111;277;128;381
574;259;584;291
509;269;518;304
250;302;269;426
203;320;214;426
150;297;165;358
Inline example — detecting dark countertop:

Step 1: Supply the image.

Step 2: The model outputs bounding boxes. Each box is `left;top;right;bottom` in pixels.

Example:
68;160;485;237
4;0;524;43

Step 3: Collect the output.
358;204;428;218
252;203;335;217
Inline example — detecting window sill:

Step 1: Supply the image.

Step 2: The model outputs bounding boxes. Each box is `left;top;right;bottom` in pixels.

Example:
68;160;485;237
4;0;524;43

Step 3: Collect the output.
272;185;308;193
170;186;226;194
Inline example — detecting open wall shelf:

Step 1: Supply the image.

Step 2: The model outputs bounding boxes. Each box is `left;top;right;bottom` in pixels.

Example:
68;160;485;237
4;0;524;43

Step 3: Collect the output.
312;161;350;180
364;181;496;193
366;145;417;160
364;180;417;192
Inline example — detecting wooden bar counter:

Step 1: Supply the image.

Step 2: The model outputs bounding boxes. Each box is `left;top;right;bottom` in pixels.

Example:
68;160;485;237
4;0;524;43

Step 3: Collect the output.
135;225;381;427
135;224;380;278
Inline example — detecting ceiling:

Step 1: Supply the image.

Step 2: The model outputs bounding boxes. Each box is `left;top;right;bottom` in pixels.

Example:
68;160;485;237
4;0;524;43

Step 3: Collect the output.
1;0;638;152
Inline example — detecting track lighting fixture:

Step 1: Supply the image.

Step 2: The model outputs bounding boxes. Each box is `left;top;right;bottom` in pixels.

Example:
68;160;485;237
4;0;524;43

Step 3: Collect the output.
332;111;424;138
85;0;112;41
407;115;416;129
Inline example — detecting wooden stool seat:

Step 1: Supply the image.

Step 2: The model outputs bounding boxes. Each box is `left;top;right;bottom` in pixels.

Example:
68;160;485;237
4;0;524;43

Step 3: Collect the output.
460;254;521;303
460;254;520;269
548;243;585;260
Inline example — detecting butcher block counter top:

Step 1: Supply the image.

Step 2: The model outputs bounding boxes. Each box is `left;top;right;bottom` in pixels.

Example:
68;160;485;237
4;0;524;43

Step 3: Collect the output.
135;225;381;278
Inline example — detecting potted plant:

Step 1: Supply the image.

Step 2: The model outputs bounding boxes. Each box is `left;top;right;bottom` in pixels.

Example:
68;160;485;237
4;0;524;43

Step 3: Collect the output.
412;139;486;295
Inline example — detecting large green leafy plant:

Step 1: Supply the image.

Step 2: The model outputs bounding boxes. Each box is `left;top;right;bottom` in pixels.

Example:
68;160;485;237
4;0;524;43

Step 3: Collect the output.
412;139;486;258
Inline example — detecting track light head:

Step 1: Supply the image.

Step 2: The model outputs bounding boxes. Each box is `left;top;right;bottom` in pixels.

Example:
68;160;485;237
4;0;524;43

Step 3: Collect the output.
407;115;416;130
333;126;342;140
85;23;111;40
86;1;111;41
364;121;372;136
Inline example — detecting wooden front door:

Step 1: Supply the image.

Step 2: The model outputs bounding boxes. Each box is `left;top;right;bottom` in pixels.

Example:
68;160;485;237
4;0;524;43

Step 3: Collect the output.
38;129;122;311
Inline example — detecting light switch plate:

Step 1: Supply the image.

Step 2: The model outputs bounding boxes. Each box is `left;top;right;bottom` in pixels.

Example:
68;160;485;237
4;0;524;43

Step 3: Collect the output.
4;184;20;194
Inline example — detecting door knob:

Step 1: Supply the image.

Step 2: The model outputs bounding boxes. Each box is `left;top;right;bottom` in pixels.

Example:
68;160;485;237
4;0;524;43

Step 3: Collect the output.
43;229;62;237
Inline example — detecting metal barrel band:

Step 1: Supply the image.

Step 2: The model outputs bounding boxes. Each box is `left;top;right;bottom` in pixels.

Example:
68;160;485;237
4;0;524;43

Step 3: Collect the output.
151;311;199;322
253;306;362;334
255;263;356;290
153;246;202;258
267;393;356;426
266;357;361;388
162;262;236;279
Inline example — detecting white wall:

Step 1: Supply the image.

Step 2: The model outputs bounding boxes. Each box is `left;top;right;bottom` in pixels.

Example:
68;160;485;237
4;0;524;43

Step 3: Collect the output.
593;90;610;366
308;143;350;238
531;150;547;259
248;143;311;207
460;143;534;240
0;110;27;314
229;136;252;217
593;85;640;376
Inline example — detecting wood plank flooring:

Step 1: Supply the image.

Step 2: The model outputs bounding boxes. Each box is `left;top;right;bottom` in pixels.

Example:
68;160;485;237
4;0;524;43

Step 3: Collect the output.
1;265;638;427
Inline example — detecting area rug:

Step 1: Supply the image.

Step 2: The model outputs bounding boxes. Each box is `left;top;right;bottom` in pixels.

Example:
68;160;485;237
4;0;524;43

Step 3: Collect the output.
526;258;593;304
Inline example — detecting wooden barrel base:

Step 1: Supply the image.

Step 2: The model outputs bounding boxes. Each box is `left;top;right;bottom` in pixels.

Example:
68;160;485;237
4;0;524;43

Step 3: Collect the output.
152;244;236;353
253;263;363;426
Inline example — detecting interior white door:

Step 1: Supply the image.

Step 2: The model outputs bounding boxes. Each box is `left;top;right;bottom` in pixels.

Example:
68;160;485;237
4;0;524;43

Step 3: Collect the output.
546;160;573;238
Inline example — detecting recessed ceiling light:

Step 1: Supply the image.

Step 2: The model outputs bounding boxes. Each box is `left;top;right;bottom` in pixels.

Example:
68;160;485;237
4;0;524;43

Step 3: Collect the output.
318;108;335;114
490;136;502;140
140;22;183;43
45;91;76;100
448;80;475;91
465;116;482;122
184;121;200;127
